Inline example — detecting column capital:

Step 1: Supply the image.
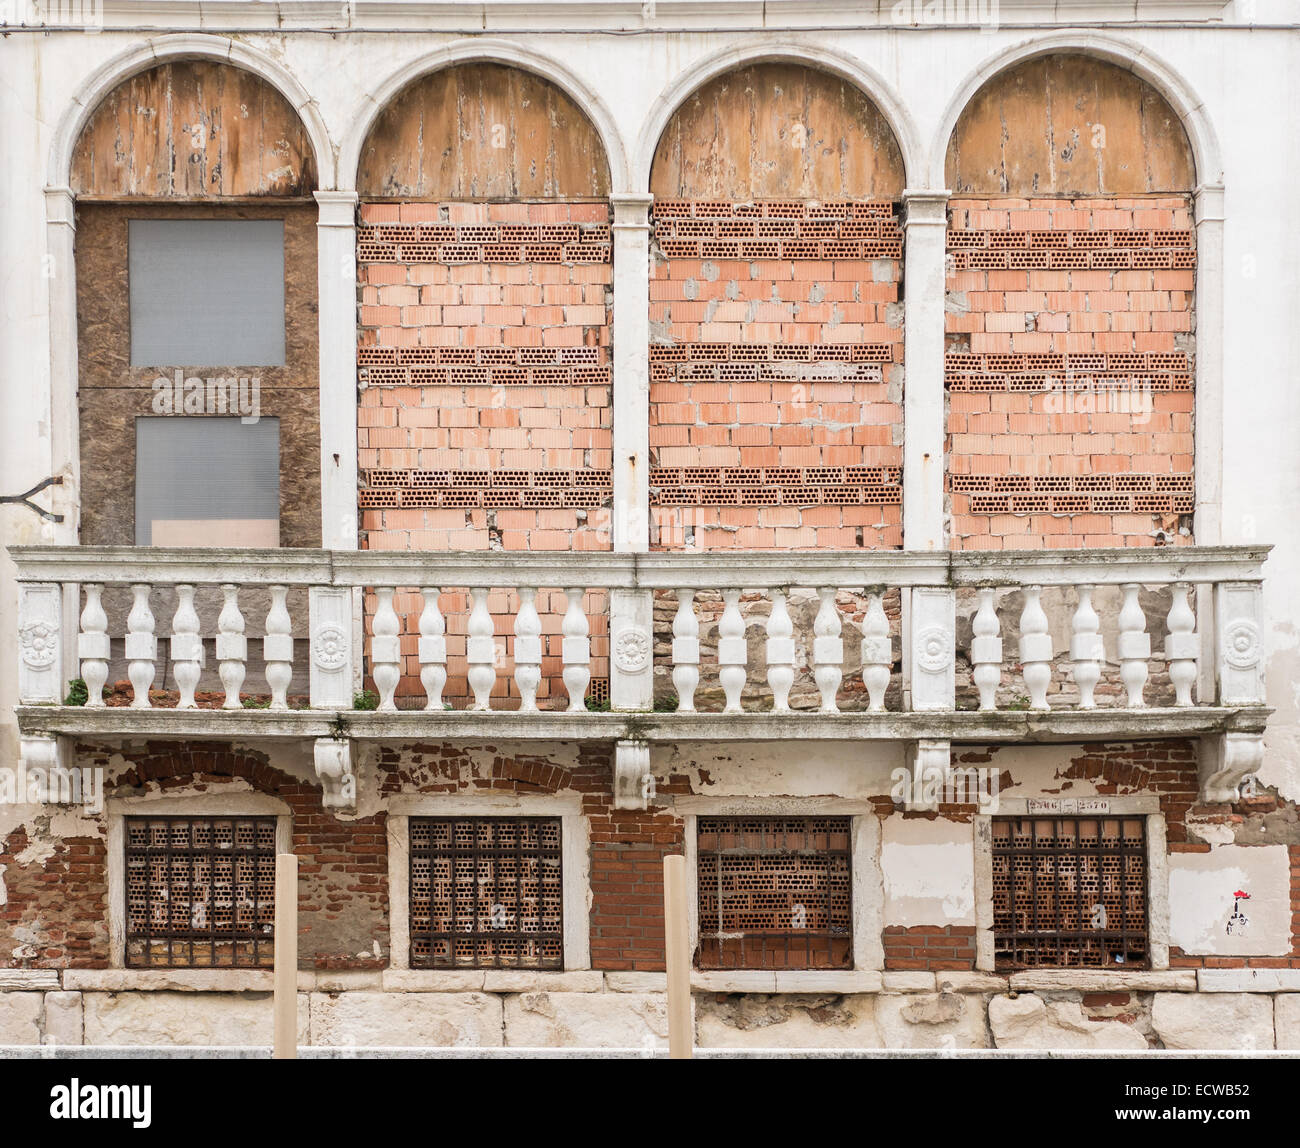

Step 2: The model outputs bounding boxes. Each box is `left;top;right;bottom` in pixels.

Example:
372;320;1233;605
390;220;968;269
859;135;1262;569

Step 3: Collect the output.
611;193;654;229
1194;182;1225;225
314;190;360;227
901;189;951;227
43;186;76;229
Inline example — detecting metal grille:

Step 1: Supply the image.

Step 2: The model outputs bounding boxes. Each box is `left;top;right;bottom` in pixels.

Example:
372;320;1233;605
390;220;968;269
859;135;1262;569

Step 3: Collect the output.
992;817;1148;969
409;817;564;970
696;816;852;970
125;816;277;968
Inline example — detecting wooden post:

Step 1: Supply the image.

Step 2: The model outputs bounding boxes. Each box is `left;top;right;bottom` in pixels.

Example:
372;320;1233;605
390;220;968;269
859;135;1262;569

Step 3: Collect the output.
273;852;298;1059
663;854;692;1059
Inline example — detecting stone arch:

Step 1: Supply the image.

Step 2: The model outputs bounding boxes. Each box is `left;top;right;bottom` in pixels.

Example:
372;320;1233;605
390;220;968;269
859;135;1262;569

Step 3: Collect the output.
942;48;1204;195
649;60;906;200
63;45;324;197
356;60;612;199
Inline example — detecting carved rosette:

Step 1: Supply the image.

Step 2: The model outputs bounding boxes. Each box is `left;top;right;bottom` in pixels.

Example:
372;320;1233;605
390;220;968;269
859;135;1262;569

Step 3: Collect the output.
613;626;651;675
312;623;349;671
914;625;952;674
19;621;58;669
1222;619;1261;670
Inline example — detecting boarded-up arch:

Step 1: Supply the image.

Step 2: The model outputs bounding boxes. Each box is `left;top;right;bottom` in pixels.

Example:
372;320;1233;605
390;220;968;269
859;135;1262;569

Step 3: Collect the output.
357;63;610;198
945;55;1195;196
650;63;905;200
70;61;317;198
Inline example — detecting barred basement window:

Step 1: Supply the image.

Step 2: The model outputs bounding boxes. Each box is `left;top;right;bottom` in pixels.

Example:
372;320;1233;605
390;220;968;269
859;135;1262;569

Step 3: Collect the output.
992;817;1148;970
409;817;564;970
125;816;277;968
696;816;852;970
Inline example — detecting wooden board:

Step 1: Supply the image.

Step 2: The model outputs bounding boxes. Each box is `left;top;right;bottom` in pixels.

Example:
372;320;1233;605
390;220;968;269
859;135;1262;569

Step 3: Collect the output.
71;62;316;198
358;63;610;198
650;63;906;200
945;55;1195;196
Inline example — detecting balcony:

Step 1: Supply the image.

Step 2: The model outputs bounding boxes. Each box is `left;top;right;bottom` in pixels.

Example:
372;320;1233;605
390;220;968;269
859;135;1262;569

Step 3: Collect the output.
12;544;1270;811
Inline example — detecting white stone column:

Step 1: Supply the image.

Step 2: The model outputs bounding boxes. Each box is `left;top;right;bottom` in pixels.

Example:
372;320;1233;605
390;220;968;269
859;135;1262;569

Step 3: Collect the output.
609;194;655;709
901;190;950;552
1193;183;1224;545
44;186;81;695
316;191;362;698
610;193;653;554
316;190;360;551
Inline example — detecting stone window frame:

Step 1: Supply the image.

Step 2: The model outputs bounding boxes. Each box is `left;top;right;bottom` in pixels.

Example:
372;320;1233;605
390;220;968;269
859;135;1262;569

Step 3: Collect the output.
972;796;1169;973
106;790;293;971
677;796;883;992
386;793;591;975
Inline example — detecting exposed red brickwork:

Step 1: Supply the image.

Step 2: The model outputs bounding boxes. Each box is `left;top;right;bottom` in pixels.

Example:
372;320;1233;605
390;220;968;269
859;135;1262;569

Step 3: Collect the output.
883;925;977;971
375;742;687;971
1054;740;1198;843
357;200;612;554
650;199;904;550
946;197;1196;549
84;743;389;970
0;827;108;968
357;200;613;703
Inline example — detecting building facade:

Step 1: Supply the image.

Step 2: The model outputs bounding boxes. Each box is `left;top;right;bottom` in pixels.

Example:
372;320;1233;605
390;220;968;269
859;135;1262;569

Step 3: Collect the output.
1;0;1298;1050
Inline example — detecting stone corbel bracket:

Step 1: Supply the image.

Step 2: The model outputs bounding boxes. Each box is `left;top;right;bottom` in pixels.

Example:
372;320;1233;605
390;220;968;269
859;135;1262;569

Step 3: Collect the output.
901;738;953;812
1198;731;1263;805
613;738;652;811
314;736;357;816
18;733;69;775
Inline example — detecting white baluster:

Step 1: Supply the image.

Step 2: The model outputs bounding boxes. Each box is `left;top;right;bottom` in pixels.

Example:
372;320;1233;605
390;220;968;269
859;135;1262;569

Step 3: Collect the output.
1018;585;1051;710
125;583;156;709
513;587;542;713
561;587;590;712
717;589;747;714
263;585;294;711
216;584;247;710
970;587;1003;712
418;587;447;711
169;584;203;709
1070;585;1104;709
860;592;891;712
78;584;109;708
765;590;795;712
1118;584;1150;708
1166;583;1198;708
672;589;700;713
466;587;496;711
371;587;402;712
813;587;843;713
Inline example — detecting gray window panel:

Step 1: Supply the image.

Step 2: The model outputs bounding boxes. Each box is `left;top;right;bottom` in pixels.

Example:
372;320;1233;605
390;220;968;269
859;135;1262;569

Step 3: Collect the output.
129;220;286;367
135;417;280;546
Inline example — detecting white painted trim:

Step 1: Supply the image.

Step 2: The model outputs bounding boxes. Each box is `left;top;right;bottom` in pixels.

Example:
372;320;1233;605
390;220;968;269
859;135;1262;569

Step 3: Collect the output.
385;792;591;973
928;31;1223;189
106;790;293;968
973;815;994;971
679;796;883;985
992;795;1163;815
336;38;631;194
47;33;335;191
1147;812;1169;970
633;38;923;193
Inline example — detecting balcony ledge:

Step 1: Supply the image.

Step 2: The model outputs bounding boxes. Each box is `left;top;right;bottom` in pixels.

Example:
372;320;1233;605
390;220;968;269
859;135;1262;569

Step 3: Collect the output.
17;704;1270;745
